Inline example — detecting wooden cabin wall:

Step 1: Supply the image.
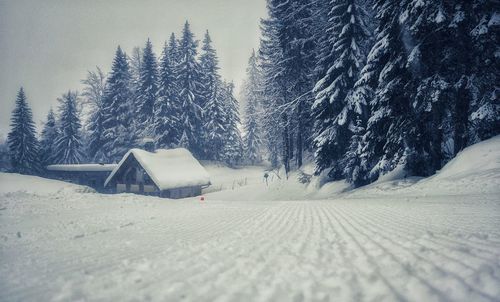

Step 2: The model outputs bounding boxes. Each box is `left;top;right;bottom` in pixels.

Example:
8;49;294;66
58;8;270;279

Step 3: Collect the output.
112;156;158;194
46;171;111;192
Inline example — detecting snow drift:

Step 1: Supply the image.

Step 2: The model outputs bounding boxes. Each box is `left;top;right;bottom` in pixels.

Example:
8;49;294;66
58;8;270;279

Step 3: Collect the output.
0;172;95;195
348;135;500;197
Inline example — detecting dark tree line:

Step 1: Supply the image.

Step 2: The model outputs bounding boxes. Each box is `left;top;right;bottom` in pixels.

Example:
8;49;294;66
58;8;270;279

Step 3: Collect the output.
7;21;243;174
241;0;498;184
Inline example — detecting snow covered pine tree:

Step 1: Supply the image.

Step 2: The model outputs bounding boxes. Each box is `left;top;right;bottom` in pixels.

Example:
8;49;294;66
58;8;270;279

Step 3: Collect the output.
312;0;370;180
155;39;182;149
200;30;226;160
7;88;41;174
136;39;159;137
53;91;85;164
39;108;59;167
176;21;205;157
242;50;263;165
100;46;135;162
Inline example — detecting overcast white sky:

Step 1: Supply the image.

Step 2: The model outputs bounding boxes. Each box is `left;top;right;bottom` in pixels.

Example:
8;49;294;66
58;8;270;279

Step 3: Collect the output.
0;0;267;139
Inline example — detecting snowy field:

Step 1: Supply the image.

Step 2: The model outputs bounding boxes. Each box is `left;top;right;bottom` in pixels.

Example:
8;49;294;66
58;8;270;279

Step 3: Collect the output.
1;137;500;302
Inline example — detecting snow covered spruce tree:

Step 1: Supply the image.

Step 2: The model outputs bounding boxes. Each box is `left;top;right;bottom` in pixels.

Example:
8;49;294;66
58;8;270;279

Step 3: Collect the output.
155;40;181;149
7;88;41;174
176;21;205;157
53;91;85;164
200;30;226;160
346;0;499;181
100;46;135;162
203;84;226;161
199;31;220;112
39;108;59;167
221;82;243;166
128;46;143;137
136;39;159;136
394;0;458;176
353;0;413;182
167;33;181;66
129;47;142;90
312;0;370;180
342;117;367;186
242;50;263;165
405;0;499;175
463;1;499;146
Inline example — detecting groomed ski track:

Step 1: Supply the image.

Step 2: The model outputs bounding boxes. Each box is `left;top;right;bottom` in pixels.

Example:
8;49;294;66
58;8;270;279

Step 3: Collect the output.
1;192;499;302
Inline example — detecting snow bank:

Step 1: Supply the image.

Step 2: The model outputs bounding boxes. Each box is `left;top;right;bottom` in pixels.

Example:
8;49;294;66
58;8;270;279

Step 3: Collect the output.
105;148;210;191
434;135;500;180
349;135;500;197
0;172;95;195
414;135;500;194
206;135;500;201
205;166;317;201
202;162;265;194
205;133;500;201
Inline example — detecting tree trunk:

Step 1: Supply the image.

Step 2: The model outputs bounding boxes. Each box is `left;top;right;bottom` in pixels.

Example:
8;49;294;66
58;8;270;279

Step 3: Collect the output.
282;113;290;178
296;102;304;168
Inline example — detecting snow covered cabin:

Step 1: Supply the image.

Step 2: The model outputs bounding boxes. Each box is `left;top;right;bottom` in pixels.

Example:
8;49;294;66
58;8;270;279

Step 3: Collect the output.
46;163;118;190
104;148;210;198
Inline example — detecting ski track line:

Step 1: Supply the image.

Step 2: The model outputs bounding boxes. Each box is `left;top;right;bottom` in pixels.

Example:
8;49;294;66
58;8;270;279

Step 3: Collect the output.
229;203;304;302
363;202;500;256
1;202;278;301
322;205;409;302
354;201;500;265
332;204;454;301
150;202;299;301
185;203;314;302
354;208;499;279
350;210;500;298
2;201;226;297
317;203;372;301
333;203;499;302
354;203;500;279
58;202;288;301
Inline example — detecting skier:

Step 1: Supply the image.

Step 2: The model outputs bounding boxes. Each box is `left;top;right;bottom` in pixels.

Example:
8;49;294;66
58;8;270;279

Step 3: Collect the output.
263;172;269;186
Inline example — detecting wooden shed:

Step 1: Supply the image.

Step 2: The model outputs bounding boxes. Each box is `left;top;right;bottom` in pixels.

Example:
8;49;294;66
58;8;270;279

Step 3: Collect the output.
46;163;117;191
104;148;210;198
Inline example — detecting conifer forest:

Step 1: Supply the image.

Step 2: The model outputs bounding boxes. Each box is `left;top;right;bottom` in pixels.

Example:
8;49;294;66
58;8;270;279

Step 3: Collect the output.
6;1;498;188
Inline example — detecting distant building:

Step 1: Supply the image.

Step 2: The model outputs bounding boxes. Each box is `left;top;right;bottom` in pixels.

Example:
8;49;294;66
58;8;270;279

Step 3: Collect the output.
104;148;210;198
46;164;117;191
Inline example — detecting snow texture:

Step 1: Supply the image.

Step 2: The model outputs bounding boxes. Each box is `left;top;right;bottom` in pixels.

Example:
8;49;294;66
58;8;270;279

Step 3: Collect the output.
0;137;499;301
104;148;210;190
0;173;95;195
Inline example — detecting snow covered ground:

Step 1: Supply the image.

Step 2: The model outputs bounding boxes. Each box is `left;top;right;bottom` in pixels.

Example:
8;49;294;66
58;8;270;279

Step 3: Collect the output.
1;137;499;301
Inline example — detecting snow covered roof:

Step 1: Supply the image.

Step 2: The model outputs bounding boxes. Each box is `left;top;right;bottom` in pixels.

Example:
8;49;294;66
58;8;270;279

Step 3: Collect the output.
104;148;210;191
46;164;118;172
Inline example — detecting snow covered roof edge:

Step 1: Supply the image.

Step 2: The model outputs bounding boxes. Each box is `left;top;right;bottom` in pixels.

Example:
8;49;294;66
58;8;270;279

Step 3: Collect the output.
46;164;118;172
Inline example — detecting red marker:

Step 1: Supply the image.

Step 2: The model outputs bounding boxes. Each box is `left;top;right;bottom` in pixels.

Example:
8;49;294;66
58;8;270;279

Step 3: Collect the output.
200;196;205;202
